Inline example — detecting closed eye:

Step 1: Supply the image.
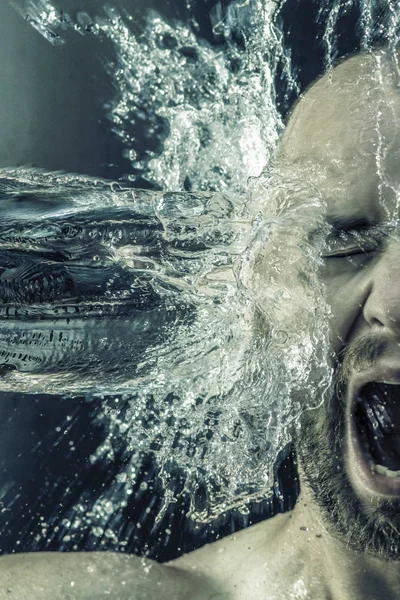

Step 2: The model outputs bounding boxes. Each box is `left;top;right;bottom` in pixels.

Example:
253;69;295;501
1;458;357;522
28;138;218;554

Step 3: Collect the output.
324;245;378;259
322;227;385;260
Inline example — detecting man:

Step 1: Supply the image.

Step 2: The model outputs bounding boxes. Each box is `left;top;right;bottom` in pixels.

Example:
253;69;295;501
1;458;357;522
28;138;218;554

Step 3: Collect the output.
2;47;400;599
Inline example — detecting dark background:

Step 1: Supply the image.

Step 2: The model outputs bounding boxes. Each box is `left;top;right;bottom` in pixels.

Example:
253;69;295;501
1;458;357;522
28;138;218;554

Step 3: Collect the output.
0;0;391;176
0;0;394;560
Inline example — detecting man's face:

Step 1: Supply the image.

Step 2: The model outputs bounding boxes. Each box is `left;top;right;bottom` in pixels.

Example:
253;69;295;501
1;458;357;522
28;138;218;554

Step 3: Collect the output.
281;52;400;559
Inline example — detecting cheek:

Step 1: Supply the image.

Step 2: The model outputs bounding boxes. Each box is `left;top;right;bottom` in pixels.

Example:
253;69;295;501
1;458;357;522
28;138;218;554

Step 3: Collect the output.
321;272;366;352
320;253;379;350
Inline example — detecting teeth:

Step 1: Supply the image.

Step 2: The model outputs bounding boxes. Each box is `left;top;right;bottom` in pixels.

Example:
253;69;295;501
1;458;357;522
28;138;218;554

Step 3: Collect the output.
373;463;400;478
385;469;400;478
375;464;387;475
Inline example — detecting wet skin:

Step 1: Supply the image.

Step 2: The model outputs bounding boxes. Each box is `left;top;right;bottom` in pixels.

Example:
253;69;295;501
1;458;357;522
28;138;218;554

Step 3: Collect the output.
2;50;400;599
282;50;400;507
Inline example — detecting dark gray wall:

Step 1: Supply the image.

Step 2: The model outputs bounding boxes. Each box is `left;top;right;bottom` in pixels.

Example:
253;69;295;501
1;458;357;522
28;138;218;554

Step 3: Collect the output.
0;1;137;179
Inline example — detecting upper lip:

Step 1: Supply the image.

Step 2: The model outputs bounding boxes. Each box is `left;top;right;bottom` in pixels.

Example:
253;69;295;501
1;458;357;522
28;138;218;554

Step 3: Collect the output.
347;361;400;415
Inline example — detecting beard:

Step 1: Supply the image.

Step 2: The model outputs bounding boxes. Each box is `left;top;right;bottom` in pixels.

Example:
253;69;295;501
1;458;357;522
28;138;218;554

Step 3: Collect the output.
295;334;400;561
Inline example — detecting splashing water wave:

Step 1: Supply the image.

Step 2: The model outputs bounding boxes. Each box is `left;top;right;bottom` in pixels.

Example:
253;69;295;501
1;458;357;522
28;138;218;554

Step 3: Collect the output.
13;0;284;192
0;167;331;520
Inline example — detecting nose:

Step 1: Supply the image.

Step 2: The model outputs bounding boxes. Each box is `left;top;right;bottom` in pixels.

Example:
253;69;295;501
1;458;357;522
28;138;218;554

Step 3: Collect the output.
363;241;400;336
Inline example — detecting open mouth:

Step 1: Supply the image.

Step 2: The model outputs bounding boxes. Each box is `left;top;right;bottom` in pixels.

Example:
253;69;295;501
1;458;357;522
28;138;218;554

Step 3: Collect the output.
353;381;400;480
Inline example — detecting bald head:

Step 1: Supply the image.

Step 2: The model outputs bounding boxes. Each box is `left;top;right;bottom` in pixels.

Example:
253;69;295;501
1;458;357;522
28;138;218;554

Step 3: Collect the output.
280;49;400;168
271;49;400;222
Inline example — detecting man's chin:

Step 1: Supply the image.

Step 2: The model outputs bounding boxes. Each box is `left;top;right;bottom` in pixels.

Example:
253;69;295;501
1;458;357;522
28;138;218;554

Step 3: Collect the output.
296;402;400;562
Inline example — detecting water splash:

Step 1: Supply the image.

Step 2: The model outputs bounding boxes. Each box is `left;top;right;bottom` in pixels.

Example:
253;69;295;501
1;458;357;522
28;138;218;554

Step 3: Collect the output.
0;167;331;523
11;0;101;44
317;0;400;69
12;0;284;192
104;2;283;192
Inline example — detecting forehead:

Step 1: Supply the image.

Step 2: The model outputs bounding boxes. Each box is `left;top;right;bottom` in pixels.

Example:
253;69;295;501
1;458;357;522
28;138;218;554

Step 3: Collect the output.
278;51;400;222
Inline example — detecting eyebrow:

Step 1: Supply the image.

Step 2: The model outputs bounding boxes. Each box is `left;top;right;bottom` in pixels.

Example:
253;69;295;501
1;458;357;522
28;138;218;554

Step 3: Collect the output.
307;215;378;246
325;216;376;233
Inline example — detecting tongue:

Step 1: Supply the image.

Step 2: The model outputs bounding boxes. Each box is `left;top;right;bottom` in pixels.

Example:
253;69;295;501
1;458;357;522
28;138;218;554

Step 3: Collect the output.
358;382;400;471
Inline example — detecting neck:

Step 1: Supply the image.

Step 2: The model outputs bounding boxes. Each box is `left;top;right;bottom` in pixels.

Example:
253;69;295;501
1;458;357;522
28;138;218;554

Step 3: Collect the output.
282;483;400;600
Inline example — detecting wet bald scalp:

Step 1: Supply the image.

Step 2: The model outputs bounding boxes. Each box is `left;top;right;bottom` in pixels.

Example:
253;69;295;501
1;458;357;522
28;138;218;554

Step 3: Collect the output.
279;49;400;165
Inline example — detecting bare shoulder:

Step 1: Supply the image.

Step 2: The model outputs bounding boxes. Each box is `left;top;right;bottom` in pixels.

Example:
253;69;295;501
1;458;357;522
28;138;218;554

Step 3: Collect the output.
0;551;217;600
170;513;294;599
173;512;291;572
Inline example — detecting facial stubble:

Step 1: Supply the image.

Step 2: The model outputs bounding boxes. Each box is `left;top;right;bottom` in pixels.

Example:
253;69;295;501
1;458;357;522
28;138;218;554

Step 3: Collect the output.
295;335;400;561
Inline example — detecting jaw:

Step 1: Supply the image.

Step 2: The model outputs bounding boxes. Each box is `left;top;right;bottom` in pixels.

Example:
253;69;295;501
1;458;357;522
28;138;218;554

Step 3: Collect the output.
295;361;400;561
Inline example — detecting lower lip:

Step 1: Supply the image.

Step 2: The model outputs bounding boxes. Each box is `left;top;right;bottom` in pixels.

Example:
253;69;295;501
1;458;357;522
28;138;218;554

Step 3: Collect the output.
346;410;400;498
